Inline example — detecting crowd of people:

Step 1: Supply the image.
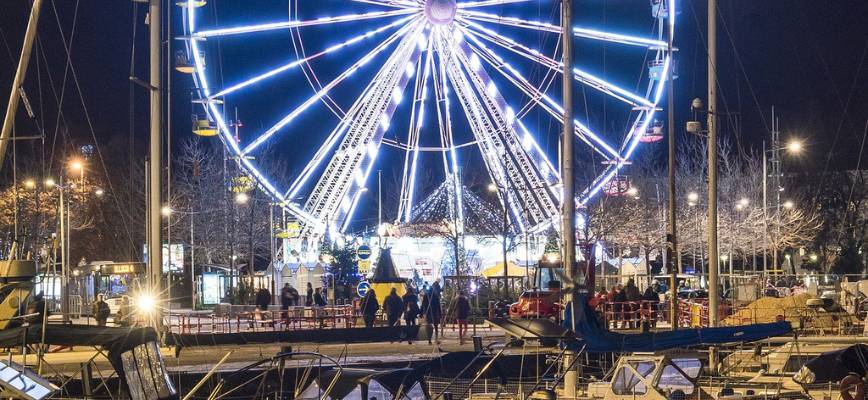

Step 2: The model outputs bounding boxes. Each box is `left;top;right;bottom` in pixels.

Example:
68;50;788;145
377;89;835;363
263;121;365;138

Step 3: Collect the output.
588;278;663;329
358;281;473;344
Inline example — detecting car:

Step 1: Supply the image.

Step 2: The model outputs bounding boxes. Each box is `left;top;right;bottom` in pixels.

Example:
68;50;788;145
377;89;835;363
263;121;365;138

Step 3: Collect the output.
509;290;562;319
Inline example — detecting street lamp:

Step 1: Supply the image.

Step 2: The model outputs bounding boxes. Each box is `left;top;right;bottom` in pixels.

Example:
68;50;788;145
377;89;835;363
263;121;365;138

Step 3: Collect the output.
782;200;794;209
786;139;803;154
687;192;699;205
160;205;173;216
44;178;56;188
94;188;104;197
23;179;36;190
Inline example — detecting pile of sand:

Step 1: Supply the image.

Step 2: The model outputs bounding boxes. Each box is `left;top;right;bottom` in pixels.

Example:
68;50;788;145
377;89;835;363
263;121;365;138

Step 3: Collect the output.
723;293;812;325
723;293;855;330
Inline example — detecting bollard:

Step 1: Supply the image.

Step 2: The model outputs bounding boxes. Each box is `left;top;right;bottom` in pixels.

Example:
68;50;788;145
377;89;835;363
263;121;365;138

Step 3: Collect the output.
563;350;577;399
472;336;483;352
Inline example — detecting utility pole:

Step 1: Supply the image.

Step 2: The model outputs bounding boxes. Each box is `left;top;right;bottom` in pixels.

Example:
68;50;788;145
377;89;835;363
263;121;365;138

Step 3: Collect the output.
762;140;768;272
0;0;43;170
59;175;68;322
770;109;781;272
665;0;678;330
148;0;163;304
706;0;719;328
561;1;579;397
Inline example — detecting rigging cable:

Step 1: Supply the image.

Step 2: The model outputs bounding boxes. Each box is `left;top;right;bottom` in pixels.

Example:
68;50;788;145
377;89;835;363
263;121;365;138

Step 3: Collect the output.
47;0;137;251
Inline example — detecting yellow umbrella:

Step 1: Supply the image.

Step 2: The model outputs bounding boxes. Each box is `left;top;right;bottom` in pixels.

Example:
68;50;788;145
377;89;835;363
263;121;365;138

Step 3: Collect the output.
480;261;529;277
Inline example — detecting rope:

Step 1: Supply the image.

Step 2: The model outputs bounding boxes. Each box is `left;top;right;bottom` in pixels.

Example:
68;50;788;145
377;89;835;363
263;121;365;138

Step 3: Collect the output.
47;0;137;251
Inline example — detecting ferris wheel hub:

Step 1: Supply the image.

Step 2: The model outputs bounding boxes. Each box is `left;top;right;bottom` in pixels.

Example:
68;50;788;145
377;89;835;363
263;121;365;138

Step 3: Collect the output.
424;0;457;26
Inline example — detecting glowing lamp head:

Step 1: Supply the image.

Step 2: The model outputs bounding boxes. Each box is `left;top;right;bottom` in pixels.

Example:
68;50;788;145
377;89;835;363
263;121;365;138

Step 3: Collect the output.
424;0;457;26
687;192;699;203
786;140;803;154
136;294;157;314
23;179;36;189
234;192;249;204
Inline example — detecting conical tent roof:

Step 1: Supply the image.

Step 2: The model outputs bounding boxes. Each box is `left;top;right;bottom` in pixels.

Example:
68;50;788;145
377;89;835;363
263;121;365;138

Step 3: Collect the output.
371;248;406;283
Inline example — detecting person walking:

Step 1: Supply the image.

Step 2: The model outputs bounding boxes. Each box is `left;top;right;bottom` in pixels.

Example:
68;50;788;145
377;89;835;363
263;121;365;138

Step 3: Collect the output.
613;284;627;329
116;296;132;327
361;290;379;328
402;288;420;344
421;290;442;344
93;294;111;327
454;291;471;345
624;279;641;328
280;283;298;322
384;288;403;327
305;282;314;306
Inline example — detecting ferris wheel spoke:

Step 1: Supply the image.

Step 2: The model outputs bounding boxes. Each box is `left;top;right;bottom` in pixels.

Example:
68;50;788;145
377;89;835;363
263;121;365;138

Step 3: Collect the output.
397;40;433;223
303;23;427;234
457;0;530;9
458;10;668;49
462;28;621;162
192;9;418;39
209;15;415;100
241;19;421;156
349;0;420;8
458;19;655;109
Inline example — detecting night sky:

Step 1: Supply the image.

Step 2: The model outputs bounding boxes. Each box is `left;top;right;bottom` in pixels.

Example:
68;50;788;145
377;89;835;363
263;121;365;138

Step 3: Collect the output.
1;1;866;227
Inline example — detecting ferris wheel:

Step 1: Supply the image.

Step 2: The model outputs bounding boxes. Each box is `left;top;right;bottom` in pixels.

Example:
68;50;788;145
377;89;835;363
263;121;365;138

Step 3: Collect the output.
180;0;675;238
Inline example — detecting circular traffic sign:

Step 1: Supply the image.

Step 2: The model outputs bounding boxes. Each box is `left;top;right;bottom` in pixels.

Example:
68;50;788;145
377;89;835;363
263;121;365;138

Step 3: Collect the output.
357;281;371;297
357;245;372;260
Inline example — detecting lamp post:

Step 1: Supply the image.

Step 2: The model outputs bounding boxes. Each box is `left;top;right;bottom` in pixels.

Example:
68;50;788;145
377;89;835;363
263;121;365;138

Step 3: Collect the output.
488;183;511;298
762;135;802;273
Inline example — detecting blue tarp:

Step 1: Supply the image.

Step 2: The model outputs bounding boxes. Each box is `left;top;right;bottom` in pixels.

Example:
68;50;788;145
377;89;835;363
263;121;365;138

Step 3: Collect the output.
563;294;792;353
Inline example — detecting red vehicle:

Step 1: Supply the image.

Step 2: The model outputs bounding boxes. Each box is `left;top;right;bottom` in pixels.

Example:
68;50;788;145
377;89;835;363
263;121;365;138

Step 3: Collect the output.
508;289;562;319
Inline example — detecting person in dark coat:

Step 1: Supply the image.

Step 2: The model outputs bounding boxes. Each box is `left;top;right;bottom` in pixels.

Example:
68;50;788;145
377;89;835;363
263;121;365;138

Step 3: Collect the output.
402;288;420;344
361;290;379;328
305;282;314;306
93;294;111;327
402;289;419;326
313;288;327;307
25;293;47;325
421;291;442;344
642;286;659;328
384;288;403;327
454;291;471;344
255;288;271;310
613;284;627;329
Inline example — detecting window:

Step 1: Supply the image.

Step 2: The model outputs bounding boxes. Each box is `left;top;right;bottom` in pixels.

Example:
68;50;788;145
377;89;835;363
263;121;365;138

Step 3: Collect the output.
672;358;702;379
659;365;695;395
612;362;654;395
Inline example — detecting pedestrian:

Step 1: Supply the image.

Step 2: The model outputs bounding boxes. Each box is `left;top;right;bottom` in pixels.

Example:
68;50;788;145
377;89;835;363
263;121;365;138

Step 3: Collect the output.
613;284;627;329
116;296;132;327
402;288;419;326
361;290;379;328
305;282;314;306
280;283;299;314
624;279;641;328
454;291;471;345
642;285;659;328
384;288;403;327
93;294;111;327
313;288;327;307
421;291;442;344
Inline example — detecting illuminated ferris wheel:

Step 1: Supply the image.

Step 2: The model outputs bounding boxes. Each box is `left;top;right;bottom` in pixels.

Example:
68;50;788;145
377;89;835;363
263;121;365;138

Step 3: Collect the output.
180;0;675;238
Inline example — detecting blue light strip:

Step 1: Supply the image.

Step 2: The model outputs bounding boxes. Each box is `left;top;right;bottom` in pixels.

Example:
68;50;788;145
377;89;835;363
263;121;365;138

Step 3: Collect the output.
194;9;417;38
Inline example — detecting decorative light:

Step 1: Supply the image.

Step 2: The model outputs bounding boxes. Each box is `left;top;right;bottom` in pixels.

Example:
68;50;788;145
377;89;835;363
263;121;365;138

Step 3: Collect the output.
687;192;699;203
69;160;83;171
782;200;794;209
626;187;639;197
235;192;250;204
23;179;36;189
135;294;157;314
161;205;173;216
94;188;105;196
809;254;818;262
738;198;749;207
44;178;56;188
487;183;497;192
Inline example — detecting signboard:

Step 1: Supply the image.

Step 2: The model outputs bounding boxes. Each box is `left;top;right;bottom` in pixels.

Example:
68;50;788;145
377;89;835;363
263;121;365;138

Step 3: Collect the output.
357;281;371;297
201;273;222;305
357;245;371;260
143;244;185;273
358;259;372;275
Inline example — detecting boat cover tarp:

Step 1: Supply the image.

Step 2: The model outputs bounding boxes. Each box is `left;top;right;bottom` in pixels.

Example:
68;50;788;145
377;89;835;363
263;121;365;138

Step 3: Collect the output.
564;294;792;353
371;248;406;283
424;351;549;380
798;344;868;384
